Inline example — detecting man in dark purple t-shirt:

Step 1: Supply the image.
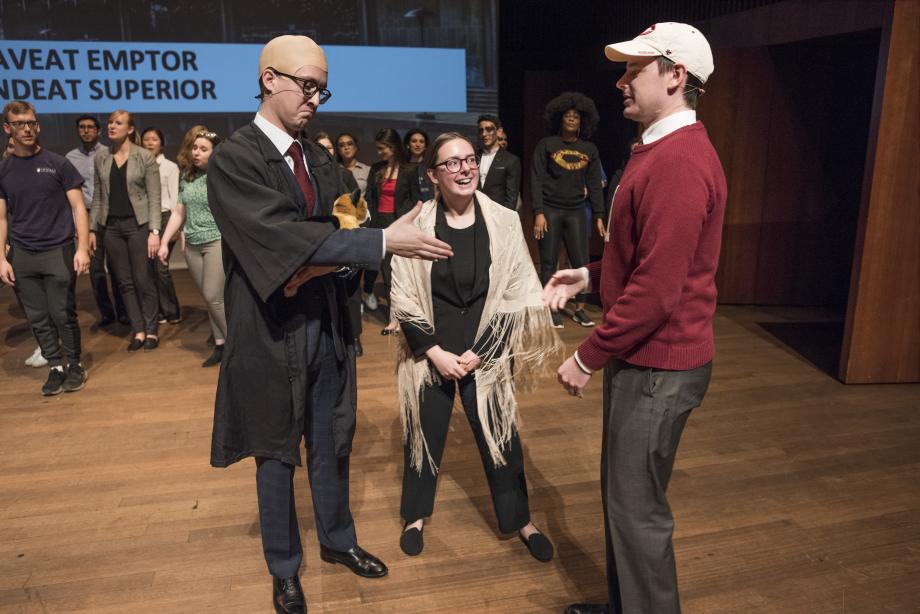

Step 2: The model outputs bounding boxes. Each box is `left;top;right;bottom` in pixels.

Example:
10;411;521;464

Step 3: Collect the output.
0;100;91;396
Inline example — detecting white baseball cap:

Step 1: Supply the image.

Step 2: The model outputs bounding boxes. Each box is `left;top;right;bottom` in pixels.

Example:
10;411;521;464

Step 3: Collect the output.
605;22;714;84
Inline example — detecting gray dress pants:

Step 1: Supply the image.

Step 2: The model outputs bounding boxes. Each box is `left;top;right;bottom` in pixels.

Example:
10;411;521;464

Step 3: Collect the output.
601;359;712;614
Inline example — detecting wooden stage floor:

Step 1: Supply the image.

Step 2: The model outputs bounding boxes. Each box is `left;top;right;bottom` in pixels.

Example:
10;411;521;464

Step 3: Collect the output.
1;272;919;613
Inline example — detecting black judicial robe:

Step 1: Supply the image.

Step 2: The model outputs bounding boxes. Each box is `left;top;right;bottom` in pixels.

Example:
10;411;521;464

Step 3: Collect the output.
207;123;383;468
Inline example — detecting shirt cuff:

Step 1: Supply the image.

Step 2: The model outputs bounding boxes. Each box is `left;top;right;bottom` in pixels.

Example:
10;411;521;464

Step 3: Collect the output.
573;351;594;375
579;267;591;293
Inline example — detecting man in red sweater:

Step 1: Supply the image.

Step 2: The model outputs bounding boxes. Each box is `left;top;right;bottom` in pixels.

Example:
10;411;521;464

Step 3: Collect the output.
543;23;727;614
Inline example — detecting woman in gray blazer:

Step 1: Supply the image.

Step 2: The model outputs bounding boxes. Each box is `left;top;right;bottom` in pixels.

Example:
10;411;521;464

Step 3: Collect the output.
89;110;162;351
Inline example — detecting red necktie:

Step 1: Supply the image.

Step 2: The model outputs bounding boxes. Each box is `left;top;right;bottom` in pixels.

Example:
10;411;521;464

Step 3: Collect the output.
287;141;315;217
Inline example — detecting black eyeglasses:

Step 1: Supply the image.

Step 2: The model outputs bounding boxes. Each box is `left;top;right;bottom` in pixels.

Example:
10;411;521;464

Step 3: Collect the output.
6;120;39;130
269;68;332;104
435;155;478;174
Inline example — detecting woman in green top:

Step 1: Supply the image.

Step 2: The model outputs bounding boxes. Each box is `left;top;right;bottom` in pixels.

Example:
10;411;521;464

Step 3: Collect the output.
157;128;226;367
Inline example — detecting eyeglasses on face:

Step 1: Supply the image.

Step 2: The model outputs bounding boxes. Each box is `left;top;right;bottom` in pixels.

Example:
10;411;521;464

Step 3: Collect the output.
269;68;332;104
435;155;478;174
478;125;496;134
6;120;39;130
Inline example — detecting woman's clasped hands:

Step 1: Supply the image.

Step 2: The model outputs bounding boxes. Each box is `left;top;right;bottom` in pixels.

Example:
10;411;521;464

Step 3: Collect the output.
425;345;482;380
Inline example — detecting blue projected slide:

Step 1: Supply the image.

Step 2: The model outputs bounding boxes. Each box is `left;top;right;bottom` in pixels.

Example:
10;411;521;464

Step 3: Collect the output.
0;41;467;113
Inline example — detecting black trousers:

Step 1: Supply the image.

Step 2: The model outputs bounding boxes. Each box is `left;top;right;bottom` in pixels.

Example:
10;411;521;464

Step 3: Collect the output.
401;373;531;534
601;360;712;614
346;281;362;339
151;210;181;322
538;204;589;302
89;227;126;321
362;212;396;295
103;216;159;336
255;322;356;579
10;243;81;367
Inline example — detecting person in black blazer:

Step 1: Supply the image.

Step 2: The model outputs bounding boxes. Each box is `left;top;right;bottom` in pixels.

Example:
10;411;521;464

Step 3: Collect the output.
391;132;560;564
476;114;521;210
89;110;162;351
364;128;412;334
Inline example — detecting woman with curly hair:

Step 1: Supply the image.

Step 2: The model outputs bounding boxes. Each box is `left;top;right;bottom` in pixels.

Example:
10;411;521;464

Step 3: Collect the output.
531;92;606;329
157;129;227;367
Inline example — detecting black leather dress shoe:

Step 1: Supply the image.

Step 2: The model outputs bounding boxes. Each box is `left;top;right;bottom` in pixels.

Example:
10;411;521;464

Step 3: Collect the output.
319;544;388;578
564;604;609;614
272;575;306;614
127;338;144;352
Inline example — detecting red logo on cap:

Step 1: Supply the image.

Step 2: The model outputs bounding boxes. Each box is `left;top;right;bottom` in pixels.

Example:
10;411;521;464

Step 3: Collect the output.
640;24;656;36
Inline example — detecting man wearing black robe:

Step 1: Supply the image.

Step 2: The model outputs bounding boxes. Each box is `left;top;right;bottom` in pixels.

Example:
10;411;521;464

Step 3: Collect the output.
206;35;452;614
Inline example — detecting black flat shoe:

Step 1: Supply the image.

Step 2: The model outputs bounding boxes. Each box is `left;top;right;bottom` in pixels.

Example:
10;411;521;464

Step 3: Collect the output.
355;337;363;357
202;345;223;367
519;531;554;562
143;336;159;351
127;338;144;352
565;604;609;614
272;575;306;614
319;544;388;578
400;524;424;556
380;327;391;336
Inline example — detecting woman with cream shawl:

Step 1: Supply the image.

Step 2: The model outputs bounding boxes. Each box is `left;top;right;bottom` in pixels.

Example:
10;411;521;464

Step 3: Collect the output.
391;132;562;561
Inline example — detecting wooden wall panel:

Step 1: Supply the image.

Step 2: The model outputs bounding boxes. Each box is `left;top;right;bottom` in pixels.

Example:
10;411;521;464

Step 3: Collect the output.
840;0;920;383
704;49;772;304
700;30;878;307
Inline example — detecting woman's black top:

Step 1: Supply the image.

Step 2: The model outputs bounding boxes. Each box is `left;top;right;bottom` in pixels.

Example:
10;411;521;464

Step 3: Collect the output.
107;160;134;220
402;198;496;358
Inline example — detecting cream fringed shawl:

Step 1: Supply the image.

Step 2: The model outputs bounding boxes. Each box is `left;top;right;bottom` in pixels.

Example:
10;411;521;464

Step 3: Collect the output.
390;192;563;474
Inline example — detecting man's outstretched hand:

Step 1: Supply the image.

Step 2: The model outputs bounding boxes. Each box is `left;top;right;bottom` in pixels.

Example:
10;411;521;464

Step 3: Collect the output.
384;203;453;260
542;268;587;311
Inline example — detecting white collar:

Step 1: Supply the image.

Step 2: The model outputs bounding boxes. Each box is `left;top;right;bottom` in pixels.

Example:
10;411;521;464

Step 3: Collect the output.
641;110;696;145
254;112;298;158
155;153;165;163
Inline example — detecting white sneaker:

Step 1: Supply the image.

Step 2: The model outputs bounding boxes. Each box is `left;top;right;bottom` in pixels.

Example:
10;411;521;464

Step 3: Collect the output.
362;292;378;311
26;346;48;368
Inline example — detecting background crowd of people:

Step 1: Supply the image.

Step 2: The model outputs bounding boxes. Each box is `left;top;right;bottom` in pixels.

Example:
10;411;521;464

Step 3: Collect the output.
2;96;623;397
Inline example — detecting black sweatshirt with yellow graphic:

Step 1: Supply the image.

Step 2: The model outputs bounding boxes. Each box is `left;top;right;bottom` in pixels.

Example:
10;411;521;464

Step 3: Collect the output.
530;135;605;217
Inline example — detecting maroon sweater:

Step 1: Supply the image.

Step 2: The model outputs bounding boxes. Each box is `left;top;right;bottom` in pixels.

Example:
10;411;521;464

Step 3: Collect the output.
577;122;726;371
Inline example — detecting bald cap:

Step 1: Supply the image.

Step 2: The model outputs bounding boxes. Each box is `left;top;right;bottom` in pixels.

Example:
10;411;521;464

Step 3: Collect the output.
259;35;328;75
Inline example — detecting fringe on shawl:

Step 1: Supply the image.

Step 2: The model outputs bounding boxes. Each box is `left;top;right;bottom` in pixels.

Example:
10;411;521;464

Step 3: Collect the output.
394;303;563;475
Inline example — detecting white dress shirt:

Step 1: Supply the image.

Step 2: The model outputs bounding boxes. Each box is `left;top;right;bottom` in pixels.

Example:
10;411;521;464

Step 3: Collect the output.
640;110;697;145
478;146;499;186
155;154;180;212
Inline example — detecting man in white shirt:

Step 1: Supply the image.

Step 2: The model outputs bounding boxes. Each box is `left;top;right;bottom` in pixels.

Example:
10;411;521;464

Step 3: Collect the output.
65;115;125;326
476;114;521;210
